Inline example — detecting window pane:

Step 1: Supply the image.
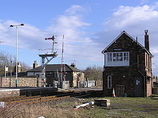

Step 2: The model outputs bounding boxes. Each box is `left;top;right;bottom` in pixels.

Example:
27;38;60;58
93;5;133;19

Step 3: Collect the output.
107;75;112;89
117;53;122;61
124;53;129;61
108;53;112;61
113;53;117;61
105;52;129;66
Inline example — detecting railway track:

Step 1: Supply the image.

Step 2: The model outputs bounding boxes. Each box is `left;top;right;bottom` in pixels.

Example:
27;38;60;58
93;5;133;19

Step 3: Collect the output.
0;91;91;106
0;95;70;106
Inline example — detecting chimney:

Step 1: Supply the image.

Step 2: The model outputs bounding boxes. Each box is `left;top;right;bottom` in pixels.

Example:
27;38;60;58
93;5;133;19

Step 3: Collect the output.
144;30;149;51
17;63;22;72
33;61;38;69
70;63;75;68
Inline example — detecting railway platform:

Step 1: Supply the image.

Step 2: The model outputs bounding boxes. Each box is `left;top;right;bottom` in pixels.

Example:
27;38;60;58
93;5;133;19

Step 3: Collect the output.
0;87;103;98
0;87;57;98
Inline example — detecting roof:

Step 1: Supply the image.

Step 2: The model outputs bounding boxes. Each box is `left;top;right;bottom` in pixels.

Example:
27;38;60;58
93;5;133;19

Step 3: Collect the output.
27;64;82;72
101;31;152;55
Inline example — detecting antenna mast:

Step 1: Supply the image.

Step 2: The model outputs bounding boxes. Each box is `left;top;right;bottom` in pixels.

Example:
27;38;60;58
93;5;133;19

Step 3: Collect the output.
60;35;66;88
61;35;64;65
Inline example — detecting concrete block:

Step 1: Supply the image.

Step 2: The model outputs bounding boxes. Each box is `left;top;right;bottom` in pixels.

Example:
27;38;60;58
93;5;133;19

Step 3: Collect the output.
94;99;110;107
0;102;5;108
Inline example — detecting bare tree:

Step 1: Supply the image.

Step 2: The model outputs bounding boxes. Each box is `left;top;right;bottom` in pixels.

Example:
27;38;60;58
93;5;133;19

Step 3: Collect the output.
84;65;103;81
20;62;31;72
0;50;30;76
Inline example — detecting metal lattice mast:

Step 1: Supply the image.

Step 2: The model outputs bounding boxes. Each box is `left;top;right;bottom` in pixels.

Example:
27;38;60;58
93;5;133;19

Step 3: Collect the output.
60;35;66;88
39;35;57;87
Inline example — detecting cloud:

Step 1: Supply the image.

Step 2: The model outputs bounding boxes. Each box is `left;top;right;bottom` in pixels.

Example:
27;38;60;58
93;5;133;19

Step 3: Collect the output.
1;3;158;74
151;46;158;54
0;20;47;49
51;15;90;40
104;5;158;31
48;5;91;39
140;0;150;5
101;3;158;75
46;5;102;63
102;3;158;46
0;5;102;69
64;5;87;15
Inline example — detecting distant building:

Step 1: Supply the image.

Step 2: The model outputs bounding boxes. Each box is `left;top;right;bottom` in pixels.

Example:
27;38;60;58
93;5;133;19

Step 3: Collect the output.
102;30;152;97
27;63;85;87
33;61;38;69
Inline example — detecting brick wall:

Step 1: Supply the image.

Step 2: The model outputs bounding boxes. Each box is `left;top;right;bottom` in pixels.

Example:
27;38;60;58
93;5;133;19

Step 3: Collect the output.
0;77;41;87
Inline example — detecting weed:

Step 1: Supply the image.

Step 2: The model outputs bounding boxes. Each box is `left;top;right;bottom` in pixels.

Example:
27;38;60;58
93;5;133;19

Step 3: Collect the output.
0;97;157;118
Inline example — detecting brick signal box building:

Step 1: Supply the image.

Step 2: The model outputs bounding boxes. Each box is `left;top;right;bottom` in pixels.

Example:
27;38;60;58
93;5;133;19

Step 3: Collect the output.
102;31;152;97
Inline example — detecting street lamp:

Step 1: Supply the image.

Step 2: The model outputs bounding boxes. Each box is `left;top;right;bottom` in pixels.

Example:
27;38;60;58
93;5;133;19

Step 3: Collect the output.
10;23;24;87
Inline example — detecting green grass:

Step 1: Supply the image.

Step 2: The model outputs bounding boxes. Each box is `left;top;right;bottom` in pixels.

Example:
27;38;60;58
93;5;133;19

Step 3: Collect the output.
0;97;158;118
79;97;158;118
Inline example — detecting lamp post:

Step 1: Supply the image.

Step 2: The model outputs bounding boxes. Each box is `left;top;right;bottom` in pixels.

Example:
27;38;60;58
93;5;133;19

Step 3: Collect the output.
10;23;24;87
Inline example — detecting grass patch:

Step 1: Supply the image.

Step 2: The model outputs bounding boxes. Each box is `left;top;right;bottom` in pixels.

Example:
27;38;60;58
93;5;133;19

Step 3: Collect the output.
76;97;158;118
0;97;157;118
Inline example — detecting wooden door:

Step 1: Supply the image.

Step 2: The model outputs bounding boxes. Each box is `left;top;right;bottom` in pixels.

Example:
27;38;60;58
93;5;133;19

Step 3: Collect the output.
134;77;143;97
115;85;125;97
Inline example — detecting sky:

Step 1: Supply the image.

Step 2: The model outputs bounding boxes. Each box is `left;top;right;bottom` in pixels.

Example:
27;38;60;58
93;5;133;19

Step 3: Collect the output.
0;0;158;75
